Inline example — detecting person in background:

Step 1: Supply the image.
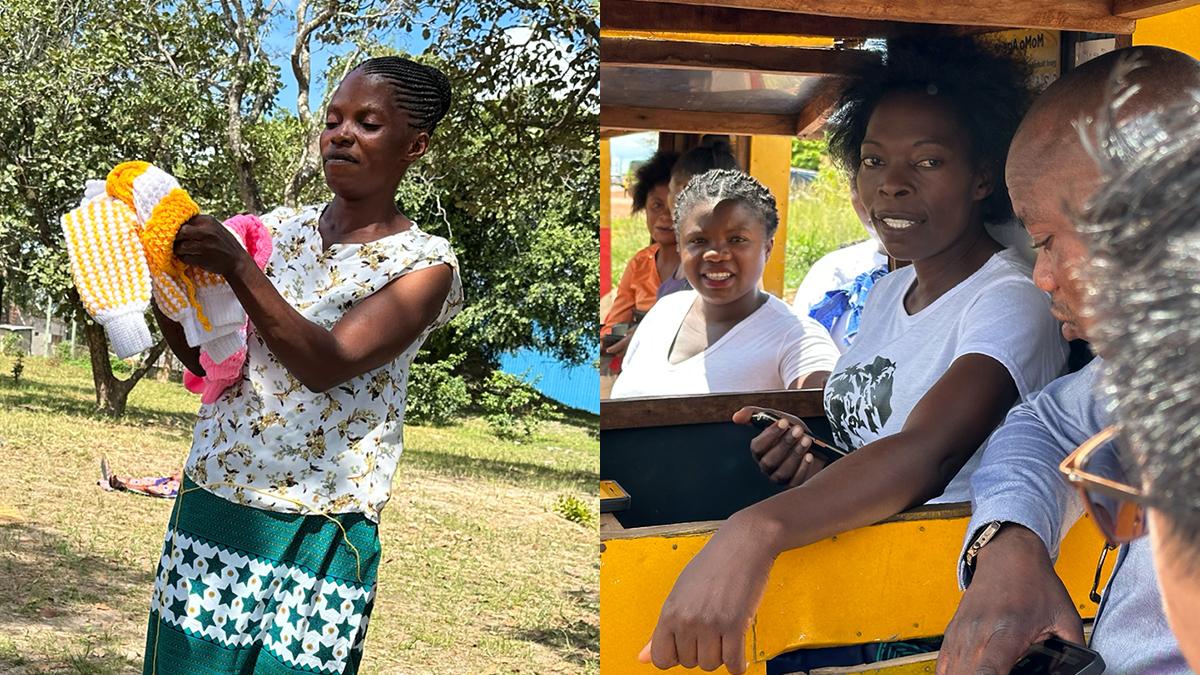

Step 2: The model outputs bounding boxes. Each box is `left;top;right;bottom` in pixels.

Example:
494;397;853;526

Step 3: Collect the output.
611;170;838;398
602;150;679;362
937;46;1200;675
657;135;740;298
792;184;889;353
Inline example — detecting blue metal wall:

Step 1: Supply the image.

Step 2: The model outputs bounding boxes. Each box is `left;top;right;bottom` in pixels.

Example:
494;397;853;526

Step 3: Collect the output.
498;348;599;414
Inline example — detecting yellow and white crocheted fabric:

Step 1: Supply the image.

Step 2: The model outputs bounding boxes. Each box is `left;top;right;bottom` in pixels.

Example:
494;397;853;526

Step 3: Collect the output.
106;161;246;362
61;194;155;358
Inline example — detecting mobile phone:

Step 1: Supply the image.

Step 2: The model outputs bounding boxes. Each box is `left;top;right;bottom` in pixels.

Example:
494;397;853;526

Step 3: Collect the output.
600;333;624;349
747;411;848;464
1011;638;1105;675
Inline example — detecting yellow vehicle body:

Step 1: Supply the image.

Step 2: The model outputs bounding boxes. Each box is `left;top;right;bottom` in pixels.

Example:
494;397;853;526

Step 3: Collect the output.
601;509;1110;675
600;5;1200;675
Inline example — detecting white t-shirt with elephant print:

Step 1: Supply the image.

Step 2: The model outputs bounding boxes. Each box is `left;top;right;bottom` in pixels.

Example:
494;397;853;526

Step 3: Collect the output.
822;248;1067;504
184;204;463;523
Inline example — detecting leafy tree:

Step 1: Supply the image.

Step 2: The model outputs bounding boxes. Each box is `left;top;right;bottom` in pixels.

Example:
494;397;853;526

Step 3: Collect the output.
395;1;599;368
0;0;238;415
0;0;599;415
792;138;827;170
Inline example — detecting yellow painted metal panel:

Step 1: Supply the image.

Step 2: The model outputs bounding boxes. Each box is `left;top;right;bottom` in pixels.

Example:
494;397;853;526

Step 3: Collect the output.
749;136;792;297
1133;5;1200;60
601;29;835;48
600;515;1109;674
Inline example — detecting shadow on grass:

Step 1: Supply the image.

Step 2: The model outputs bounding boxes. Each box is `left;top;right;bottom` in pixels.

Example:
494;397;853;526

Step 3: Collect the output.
0;379;195;433
0;521;156;627
549;405;600;440
511;587;599;668
403;447;597;492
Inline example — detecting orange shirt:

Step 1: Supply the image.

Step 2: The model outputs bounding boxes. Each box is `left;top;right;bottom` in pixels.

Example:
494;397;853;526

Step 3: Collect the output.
602;243;662;335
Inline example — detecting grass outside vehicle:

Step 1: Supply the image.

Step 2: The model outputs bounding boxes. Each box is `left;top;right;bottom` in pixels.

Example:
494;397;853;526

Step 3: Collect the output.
0;356;598;674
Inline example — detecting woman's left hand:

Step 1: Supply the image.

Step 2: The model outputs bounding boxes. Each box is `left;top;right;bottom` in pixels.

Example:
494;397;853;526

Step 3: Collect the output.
638;517;777;673
173;214;250;277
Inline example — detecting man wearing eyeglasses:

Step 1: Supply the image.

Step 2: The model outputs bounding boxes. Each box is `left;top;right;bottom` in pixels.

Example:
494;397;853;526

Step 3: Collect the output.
936;46;1200;675
1071;65;1200;672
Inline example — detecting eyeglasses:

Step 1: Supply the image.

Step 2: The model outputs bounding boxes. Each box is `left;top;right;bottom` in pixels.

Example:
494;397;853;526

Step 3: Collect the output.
1059;425;1149;602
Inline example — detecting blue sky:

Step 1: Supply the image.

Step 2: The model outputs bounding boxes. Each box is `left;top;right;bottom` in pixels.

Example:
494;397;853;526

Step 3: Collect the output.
610;132;657;179
261;3;437;114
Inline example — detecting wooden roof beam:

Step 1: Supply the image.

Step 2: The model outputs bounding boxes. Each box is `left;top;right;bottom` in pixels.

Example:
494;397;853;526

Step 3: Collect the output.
627;0;1137;34
600;0;971;38
601;38;879;75
1113;0;1200;19
795;76;846;137
601;105;798;136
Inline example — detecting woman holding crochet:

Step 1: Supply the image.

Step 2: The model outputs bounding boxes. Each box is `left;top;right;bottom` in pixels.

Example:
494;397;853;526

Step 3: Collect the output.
141;56;462;673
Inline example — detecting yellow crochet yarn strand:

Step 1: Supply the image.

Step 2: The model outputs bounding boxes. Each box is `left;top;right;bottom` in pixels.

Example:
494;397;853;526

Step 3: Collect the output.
149;477;365;673
142;188;208;330
105;161;148;206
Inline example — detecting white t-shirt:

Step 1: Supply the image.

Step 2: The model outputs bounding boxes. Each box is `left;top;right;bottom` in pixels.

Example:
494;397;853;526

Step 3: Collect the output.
822;248;1067;503
611;290;840;398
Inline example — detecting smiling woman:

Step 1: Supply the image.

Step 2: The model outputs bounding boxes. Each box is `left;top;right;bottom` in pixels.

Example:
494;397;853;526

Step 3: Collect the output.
144;56;463;674
610;169;839;398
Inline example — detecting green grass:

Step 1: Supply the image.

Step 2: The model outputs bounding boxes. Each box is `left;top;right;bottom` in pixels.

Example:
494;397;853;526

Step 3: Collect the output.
784;167;872;299
0;356;598;674
608;166;868;305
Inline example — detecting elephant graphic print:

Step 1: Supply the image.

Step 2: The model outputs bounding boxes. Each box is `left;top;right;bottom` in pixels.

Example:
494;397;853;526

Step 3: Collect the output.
824;355;897;450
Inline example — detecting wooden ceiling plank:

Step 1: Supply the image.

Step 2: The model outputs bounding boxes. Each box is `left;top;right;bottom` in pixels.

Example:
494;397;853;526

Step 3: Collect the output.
601;105;798;137
601;0;978;38
624;0;1136;34
600;38;878;75
795;76;847;136
1113;0;1200;19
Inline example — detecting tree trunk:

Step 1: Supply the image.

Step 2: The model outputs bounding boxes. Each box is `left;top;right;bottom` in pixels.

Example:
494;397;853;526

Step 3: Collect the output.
227;88;266;214
83;319;168;417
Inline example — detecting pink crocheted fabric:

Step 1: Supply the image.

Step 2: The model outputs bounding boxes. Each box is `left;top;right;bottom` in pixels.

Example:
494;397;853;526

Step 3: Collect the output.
185;214;272;403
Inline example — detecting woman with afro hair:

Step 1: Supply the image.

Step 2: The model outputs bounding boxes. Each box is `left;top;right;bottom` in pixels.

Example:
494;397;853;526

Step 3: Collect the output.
641;37;1070;673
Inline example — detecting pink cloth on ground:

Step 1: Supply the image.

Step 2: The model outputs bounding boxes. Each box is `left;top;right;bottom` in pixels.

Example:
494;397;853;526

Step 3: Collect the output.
184;214;272;403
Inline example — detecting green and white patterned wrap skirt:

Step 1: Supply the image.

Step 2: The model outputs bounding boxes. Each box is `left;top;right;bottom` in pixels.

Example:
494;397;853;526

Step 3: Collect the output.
142;476;380;674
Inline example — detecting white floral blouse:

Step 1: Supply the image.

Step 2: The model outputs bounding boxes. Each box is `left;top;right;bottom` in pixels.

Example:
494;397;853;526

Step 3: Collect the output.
184;205;463;522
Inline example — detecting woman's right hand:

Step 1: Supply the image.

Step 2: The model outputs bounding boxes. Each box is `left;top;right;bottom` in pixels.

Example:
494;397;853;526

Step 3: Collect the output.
604;325;636;356
732;406;828;487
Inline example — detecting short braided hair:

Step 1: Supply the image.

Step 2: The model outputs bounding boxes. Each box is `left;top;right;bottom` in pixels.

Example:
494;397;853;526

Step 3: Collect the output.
673;169;779;240
355;56;452;134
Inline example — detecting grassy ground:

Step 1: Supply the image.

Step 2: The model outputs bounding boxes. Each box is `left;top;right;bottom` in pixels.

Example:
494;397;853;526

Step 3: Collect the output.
608;167;868;305
0;356;598;674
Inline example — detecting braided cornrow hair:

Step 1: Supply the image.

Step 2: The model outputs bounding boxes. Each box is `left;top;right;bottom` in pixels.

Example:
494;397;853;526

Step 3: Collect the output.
356;56;453;134
673;169;779;240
